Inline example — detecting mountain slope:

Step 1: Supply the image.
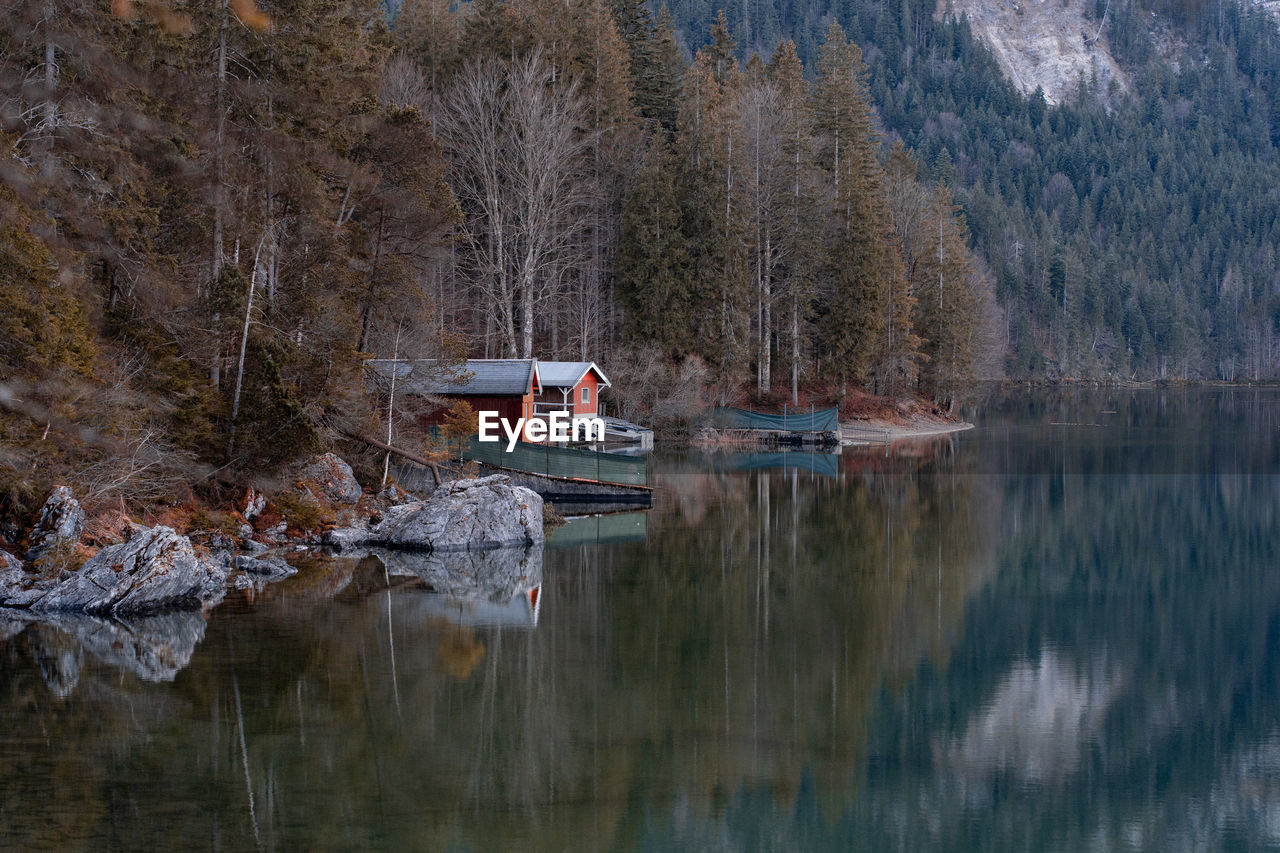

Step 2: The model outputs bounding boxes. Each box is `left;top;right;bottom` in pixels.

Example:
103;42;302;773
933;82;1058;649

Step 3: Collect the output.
944;0;1128;104
661;0;1280;379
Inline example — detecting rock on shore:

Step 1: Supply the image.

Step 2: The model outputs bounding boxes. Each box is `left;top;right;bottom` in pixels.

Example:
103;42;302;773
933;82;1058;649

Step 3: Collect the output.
26;486;86;564
301;453;363;504
2;525;228;616
325;474;543;552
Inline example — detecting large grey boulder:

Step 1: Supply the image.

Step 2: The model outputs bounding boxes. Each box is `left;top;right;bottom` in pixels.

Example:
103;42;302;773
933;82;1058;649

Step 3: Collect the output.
374;475;543;551
26;486;85;563
323;475;543;552
301;453;363;504
12;525;229;616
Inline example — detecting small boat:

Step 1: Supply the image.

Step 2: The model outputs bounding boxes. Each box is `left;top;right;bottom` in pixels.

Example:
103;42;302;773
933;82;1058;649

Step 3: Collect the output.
600;415;654;450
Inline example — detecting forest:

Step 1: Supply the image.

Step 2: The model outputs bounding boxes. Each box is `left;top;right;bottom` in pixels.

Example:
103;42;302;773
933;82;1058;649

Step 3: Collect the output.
0;0;995;518
5;0;1280;516
659;0;1280;380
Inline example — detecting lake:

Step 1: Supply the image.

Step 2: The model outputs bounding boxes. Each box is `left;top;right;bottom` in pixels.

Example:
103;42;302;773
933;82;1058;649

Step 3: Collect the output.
4;387;1280;850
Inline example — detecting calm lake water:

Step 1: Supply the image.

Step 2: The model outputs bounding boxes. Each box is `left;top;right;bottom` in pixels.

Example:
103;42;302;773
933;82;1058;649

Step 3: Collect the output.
5;387;1280;850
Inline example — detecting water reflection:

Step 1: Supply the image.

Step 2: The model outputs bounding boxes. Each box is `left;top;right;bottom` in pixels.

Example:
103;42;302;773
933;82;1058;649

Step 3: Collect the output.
369;544;541;602
1;609;207;691
0;543;546;698
940;649;1125;790
368;547;544;630
699;450;843;478
3;389;1280;850
548;511;648;547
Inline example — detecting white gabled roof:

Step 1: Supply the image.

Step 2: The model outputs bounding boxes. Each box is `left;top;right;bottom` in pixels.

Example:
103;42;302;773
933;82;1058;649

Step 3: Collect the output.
537;361;611;389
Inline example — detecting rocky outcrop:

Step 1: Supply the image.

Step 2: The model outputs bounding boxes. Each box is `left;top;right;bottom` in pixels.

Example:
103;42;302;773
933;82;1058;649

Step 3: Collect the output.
2;525;229;615
242;487;266;519
26;486;85;563
323;525;370;551
943;0;1128;105
324;475;543;552
0;550;53;608
301;453;362;504
378;483;417;505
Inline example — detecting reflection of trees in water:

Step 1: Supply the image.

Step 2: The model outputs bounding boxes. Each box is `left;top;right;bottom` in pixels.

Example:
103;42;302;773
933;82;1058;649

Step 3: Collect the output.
839;463;1280;850
0;453;1002;850
603;454;1002;824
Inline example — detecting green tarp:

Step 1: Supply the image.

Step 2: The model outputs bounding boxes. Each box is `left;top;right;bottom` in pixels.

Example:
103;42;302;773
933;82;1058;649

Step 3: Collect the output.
463;437;649;487
712;406;839;433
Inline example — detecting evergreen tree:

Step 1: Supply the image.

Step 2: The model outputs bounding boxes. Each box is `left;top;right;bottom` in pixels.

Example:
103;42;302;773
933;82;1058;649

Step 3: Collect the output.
768;37;821;404
616;135;693;353
812;23;916;389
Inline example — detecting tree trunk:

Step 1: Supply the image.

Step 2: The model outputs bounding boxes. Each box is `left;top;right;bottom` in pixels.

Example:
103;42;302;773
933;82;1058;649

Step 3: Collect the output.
761;229;772;394
211;0;228;291
358;209;386;354
227;232;268;460
520;265;535;358
382;322;403;489
791;296;799;405
344;431;442;487
41;0;57;179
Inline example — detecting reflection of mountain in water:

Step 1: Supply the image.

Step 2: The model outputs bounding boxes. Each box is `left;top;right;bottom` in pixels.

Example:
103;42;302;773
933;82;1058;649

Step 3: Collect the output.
940;649;1124;790
19;389;1280;850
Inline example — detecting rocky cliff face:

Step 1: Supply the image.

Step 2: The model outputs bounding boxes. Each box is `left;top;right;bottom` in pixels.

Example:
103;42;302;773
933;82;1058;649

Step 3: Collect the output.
942;0;1129;104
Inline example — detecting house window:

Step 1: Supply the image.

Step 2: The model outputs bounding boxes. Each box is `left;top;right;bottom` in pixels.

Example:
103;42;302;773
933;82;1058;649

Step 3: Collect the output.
582;386;591;405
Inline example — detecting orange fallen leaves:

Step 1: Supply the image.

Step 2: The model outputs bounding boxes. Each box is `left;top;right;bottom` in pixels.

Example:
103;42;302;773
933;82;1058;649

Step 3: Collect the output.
110;0;272;33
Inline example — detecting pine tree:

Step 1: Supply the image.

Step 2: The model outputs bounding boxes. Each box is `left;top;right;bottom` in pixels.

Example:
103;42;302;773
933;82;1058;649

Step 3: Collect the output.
645;6;687;134
616;135;693;353
769;37;820;404
812;22;916;389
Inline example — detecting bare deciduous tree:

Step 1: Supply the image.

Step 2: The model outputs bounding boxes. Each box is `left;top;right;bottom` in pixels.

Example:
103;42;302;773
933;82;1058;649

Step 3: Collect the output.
437;50;590;358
